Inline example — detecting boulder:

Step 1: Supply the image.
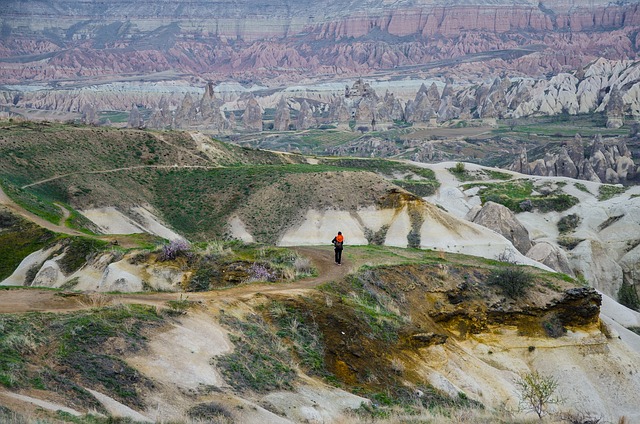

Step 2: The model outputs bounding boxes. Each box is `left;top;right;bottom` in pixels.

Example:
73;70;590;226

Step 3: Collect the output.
616;156;636;181
605;168;620;184
526;242;574;276
471;201;532;254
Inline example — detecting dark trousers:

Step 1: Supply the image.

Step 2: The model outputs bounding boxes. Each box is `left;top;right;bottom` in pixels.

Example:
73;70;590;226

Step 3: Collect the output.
334;248;343;264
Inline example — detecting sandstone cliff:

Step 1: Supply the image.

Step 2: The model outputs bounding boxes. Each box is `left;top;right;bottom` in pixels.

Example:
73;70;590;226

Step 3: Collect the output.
1;1;639;85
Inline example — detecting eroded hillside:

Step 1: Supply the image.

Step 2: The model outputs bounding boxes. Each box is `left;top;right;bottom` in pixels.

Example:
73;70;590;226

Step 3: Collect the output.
2;241;638;423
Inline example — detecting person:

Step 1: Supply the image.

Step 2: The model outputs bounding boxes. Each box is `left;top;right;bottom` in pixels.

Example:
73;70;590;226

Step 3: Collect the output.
332;231;344;265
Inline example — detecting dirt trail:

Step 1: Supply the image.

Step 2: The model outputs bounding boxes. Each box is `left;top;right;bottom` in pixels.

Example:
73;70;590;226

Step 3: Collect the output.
0;185;84;237
21;164;218;189
0;246;354;314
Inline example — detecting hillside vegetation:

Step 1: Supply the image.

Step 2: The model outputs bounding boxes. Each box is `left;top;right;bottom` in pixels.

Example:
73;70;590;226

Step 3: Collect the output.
0;121;440;242
0;239;606;423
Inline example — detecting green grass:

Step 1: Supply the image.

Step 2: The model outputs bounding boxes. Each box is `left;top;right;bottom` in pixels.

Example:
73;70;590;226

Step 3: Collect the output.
0;212;58;281
216;313;296;392
155;162;408;242
56;237;109;275
464;179;579;213
495;113;627;138
449;166;513;182
598;184;627;201
0;305;162;408
321;271;405;343
574;182;590;194
357;386;482;418
0;179;65;224
320;157;438;181
267;301;327;376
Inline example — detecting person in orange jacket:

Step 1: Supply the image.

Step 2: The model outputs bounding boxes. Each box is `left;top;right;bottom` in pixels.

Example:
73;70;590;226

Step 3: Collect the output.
332;231;344;265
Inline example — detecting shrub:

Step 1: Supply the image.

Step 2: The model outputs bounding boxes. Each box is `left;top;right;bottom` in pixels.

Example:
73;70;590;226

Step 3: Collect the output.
543;315;566;338
407;230;420;249
165;295;192;315
557;236;584;250
488;266;535;298
244;263;276;283
598;184;627;201
515;371;560;419
557;213;581;234
188;402;233;423
157;239;190;261
618;283;640;312
365;225;389;246
186;265;217;292
293;257;313;276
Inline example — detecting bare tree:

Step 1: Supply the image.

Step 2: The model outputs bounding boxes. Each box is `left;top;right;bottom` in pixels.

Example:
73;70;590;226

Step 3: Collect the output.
515;371;561;419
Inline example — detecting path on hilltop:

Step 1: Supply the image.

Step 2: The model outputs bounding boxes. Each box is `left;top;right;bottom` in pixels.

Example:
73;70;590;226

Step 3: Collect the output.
0;246;354;314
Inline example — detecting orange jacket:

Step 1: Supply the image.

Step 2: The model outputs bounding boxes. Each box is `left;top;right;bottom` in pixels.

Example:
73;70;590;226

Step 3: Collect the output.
335;234;344;243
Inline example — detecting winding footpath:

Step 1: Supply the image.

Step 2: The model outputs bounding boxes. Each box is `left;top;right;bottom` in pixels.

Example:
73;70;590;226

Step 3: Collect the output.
0;246;353;314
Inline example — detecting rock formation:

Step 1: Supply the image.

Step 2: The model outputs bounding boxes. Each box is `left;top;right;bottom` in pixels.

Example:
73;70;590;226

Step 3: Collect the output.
510;133;636;184
273;97;291;131
127;105;144;129
147;86;230;132
242;97;263;132
606;85;625;129
296;100;316;130
468;201;532;255
526;242;574;277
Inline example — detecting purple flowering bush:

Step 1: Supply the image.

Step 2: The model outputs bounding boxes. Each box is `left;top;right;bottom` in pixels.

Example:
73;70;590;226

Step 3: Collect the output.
158;239;191;261
245;263;276;283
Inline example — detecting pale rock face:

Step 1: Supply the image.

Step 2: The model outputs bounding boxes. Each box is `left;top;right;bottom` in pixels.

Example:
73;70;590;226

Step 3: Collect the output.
32;260;66;288
273;97;291;131
0;246;59;286
278;204;544;268
471;201;532;254
228;216;256;243
569;240;624;295
296;100;316;130
516;132;635;184
526;241;574;276
278;209;368;246
604;167;620;184
620;245;640;295
554;147;578;179
243;97;263;131
98;262;144;292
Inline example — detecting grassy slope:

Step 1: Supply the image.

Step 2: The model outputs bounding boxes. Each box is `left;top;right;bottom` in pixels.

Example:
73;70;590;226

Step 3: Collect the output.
0;121;440;242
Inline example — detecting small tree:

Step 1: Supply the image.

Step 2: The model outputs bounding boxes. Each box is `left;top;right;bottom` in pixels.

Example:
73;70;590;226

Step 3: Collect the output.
453;162;465;174
515;371;560;419
488;266;535;298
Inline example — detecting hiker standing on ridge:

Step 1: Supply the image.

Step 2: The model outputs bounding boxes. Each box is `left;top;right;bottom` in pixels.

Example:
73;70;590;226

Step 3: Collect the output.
332;231;344;265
